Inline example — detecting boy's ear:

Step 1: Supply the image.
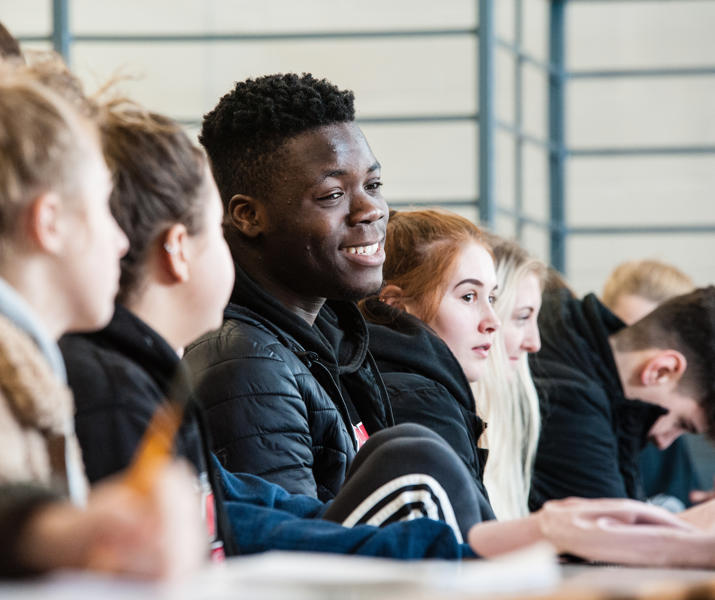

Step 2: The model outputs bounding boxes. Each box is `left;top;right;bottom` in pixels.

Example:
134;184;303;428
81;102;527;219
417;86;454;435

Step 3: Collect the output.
162;223;189;283
379;284;407;311
640;350;688;388
228;194;264;238
27;191;64;253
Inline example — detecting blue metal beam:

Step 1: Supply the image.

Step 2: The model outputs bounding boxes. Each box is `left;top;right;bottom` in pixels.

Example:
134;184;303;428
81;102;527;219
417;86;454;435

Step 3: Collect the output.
357;114;478;125
567;224;715;235
495;38;556;75
388;198;480;209
514;0;525;240
496;121;558;153
384;201;569;231
16;35;52;43
69;28;478;43
549;0;567;272
570;145;715;157
496;206;552;230
478;0;495;228
52;0;70;62
570;66;715;78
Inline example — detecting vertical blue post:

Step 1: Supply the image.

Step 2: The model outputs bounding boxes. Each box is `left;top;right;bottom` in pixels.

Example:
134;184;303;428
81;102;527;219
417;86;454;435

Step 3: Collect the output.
478;0;495;228
549;0;567;272
515;0;524;240
52;0;71;63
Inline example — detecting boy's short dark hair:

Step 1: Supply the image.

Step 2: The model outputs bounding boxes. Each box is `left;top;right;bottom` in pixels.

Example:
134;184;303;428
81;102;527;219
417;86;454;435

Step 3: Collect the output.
199;72;355;208
612;286;715;440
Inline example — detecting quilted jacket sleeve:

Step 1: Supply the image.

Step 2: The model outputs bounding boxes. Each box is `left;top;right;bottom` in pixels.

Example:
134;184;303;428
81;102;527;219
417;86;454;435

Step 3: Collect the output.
386;374;480;482
183;325;319;498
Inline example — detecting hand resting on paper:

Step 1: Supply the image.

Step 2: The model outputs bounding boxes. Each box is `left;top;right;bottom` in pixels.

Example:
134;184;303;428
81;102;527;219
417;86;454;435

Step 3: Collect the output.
537;497;715;568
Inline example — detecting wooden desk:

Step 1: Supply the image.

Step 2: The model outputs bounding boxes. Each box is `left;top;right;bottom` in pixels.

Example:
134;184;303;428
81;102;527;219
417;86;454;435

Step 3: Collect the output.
555;564;715;600
1;553;713;599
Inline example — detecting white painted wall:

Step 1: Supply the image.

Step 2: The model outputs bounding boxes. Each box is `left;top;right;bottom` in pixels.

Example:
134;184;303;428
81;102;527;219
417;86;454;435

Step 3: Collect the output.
2;0;713;294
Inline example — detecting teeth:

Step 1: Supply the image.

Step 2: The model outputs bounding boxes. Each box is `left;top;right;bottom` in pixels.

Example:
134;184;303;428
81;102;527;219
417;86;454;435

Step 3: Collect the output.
346;243;378;256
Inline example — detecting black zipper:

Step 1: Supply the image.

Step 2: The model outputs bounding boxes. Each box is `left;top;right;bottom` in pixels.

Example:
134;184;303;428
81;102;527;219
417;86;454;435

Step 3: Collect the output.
295;351;359;451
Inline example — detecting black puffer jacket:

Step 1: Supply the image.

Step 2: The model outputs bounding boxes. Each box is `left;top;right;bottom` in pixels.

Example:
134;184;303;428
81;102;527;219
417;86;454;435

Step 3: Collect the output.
182;266;394;501
528;290;666;510
362;298;495;521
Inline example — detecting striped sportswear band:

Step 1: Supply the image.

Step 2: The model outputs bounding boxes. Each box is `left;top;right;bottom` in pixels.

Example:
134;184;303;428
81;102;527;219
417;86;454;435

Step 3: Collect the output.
338;473;463;543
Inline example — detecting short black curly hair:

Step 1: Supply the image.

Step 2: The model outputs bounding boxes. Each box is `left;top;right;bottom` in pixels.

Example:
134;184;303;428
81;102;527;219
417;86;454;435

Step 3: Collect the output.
199;72;355;206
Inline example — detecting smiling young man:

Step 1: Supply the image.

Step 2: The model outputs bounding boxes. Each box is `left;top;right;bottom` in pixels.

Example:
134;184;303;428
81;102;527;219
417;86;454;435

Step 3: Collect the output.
528;285;715;510
182;73;404;502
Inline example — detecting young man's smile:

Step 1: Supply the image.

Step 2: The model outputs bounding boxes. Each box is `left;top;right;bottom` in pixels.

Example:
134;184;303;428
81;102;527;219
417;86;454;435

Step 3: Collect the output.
339;239;386;266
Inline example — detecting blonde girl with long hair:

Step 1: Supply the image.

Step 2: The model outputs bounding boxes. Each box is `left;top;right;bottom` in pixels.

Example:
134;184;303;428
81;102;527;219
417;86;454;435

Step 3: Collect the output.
473;235;546;520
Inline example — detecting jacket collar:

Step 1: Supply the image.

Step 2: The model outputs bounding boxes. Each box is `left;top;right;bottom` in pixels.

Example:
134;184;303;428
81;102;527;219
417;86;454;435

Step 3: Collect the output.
536;290;626;397
228;264;370;374
79;303;180;394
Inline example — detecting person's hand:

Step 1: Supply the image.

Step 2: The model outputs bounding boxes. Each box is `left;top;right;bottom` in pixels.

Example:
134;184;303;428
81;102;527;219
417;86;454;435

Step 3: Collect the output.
536;497;715;567
18;460;207;579
467;513;544;558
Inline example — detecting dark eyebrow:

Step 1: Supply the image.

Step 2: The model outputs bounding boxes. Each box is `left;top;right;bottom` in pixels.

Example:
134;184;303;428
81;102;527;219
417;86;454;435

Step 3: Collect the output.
454;279;499;293
455;278;484;289
318;169;347;183
317;161;381;184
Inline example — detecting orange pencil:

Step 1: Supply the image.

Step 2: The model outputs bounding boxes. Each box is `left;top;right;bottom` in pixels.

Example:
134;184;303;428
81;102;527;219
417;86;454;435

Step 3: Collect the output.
123;401;184;495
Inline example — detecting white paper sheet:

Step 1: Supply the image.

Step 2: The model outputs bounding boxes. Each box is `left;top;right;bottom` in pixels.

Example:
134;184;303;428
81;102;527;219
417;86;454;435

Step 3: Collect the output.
0;542;560;600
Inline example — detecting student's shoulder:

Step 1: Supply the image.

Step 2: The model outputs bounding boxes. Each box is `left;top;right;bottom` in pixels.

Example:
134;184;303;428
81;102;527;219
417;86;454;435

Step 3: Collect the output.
60;335;157;412
386;372;470;430
533;361;611;417
184;306;305;369
382;370;446;401
59;331;102;362
61;332;134;378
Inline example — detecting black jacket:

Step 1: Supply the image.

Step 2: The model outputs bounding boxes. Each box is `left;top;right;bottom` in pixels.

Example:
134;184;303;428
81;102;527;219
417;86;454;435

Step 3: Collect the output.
182;266;394;501
59;305;234;555
362;299;495;521
528;290;666;510
60;304;204;482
